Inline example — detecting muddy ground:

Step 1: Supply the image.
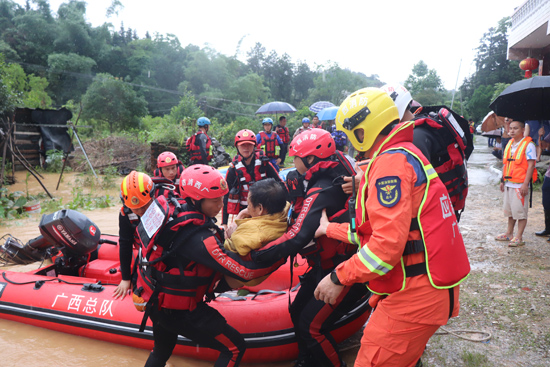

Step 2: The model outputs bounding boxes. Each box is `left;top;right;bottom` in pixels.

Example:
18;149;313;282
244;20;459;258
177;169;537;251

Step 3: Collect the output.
421;136;550;367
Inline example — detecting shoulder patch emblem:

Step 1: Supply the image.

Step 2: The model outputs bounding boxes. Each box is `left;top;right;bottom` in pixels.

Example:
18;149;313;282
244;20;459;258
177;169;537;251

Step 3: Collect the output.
375;176;401;208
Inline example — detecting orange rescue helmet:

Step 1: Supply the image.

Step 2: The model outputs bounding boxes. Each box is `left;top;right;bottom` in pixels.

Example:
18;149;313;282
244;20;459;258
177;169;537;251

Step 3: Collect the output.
120;171;155;209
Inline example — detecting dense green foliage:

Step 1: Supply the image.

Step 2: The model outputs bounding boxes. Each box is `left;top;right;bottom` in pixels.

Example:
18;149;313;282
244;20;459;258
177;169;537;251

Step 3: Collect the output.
0;1;526;143
0;0;385;144
459;17;524;122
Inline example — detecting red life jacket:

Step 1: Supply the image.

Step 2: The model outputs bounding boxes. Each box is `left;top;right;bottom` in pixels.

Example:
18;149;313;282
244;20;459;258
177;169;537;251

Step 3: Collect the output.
413;107;470;221
134;196;220;312
275;125;290;144
357;123;470;295
153;164;185;196
258;131;279;158
226;151;268;215
186;130;212;162
294;151;357;269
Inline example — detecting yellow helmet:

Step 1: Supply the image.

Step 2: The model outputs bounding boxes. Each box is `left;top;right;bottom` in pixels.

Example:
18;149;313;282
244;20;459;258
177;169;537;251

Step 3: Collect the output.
335;88;399;152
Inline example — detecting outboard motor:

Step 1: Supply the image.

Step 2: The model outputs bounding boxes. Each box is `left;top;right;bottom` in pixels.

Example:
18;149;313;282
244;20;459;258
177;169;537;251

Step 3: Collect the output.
0;210;101;274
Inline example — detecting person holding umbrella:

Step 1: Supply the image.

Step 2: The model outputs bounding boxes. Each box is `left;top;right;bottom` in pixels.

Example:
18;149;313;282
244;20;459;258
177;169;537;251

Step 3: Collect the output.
275;116;291;166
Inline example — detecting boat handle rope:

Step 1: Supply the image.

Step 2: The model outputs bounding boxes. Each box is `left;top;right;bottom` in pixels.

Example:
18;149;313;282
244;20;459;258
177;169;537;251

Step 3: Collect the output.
1;272;118;287
251;289;286;300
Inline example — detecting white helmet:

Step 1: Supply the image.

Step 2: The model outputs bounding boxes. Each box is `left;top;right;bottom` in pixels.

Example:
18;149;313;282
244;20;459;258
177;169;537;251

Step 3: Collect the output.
381;83;412;121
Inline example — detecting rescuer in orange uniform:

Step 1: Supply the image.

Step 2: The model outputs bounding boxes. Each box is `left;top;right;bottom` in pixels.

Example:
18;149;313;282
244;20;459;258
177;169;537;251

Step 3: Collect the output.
314;88;471;367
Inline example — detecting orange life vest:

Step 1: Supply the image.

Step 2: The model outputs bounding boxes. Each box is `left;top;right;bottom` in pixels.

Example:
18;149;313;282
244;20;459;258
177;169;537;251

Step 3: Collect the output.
355;123;470;295
502;137;538;184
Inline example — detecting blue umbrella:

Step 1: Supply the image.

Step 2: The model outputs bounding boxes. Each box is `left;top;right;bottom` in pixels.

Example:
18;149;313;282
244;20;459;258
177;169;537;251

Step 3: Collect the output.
317;106;339;121
309;101;335;113
255;101;297;115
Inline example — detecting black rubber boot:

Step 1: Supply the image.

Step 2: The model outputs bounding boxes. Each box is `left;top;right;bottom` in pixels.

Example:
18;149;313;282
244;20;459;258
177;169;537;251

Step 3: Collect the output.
535;210;550;236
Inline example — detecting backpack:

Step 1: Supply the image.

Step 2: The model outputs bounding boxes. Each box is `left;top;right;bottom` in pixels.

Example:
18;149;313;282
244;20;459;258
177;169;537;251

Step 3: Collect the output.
331;125;347;147
412;106;473;222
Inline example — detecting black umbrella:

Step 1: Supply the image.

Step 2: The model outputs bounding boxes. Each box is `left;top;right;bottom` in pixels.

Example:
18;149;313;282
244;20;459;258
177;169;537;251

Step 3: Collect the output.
489;76;550;121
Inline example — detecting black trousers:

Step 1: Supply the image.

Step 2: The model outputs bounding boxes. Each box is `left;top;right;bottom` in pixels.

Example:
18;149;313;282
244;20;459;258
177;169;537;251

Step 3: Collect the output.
290;266;369;367
144;302;245;367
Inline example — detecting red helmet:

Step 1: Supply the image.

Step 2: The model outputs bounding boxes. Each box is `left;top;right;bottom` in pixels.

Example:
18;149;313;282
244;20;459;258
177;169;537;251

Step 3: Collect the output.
179;165;229;200
289;128;335;159
234;129;256;147
120;171;154;209
157;151;178;168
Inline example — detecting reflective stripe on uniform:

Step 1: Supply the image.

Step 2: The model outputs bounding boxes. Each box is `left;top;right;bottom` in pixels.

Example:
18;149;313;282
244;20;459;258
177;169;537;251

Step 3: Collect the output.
357;245;393;276
426;165;438;180
347;230;361;246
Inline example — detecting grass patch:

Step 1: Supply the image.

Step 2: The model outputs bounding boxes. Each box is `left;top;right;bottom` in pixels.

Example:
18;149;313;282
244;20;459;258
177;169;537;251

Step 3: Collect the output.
461;351;489;367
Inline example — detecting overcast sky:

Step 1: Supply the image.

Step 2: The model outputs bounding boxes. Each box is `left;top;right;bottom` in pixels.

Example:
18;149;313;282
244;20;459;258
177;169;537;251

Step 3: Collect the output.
17;0;524;90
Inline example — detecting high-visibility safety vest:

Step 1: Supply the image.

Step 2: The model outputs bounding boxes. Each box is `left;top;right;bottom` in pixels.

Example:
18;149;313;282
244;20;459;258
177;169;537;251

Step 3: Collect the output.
258;131;280;158
226;151;268;215
186;130;212;162
502;137;538;184
135;195;219;311
353;122;470;295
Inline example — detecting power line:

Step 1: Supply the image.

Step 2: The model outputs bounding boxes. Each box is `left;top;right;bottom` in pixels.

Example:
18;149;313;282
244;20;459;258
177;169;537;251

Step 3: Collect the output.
204;104;257;117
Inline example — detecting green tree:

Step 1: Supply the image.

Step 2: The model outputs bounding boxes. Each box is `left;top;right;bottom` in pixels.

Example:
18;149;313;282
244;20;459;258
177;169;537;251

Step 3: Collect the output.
3;61;51;108
0;55;19;113
3;3;57;66
310;63;375;105
467;84;495;122
246;42;266;75
460;17;523;120
47;52;96;104
166;90;203;126
227;73;269;104
293;61;315;105
404;60;446;105
81;73;147;133
53;1;95;57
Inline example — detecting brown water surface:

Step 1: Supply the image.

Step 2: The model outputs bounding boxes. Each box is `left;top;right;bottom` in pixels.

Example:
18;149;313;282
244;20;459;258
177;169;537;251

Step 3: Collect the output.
0;172;359;367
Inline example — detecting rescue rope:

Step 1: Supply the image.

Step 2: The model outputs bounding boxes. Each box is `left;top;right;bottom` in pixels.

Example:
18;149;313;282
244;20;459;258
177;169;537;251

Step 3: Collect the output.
435;326;492;342
1;272;118;287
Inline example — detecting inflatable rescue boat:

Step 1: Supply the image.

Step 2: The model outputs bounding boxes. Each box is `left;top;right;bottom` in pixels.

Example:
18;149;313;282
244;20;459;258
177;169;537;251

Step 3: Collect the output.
0;209;370;363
